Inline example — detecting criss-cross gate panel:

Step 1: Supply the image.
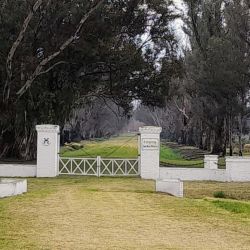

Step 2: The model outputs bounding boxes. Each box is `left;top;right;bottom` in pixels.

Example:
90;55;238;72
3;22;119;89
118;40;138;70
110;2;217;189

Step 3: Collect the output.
100;158;139;176
59;157;98;176
59;156;140;177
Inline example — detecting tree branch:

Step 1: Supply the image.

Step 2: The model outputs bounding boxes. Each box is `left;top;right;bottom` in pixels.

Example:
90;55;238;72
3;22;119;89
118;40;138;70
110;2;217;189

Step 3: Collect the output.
3;0;44;101
174;99;189;120
17;0;104;97
189;1;206;58
39;61;69;75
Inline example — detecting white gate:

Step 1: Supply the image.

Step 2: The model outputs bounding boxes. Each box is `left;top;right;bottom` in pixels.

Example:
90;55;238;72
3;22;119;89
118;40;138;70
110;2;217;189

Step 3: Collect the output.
59;156;140;177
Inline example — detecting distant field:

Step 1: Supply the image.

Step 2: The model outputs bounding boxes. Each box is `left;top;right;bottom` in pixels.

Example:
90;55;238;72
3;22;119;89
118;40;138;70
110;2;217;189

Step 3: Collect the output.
60;135;203;166
61;135;138;158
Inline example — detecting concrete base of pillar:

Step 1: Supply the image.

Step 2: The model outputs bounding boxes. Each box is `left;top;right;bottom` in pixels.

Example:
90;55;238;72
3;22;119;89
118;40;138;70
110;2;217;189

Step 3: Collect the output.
156;179;183;198
0;179;27;198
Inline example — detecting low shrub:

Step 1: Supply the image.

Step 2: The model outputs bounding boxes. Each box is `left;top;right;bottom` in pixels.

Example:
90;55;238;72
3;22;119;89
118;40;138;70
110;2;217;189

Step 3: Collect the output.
213;191;226;198
244;144;250;153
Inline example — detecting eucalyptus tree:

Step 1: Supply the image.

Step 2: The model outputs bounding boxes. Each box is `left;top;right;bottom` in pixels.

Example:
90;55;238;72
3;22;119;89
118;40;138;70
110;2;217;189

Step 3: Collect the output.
180;0;250;154
0;0;180;159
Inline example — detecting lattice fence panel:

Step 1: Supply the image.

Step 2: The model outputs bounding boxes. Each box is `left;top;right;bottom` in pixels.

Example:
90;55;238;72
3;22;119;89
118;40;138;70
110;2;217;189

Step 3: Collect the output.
59;157;139;177
59;157;98;176
100;158;139;176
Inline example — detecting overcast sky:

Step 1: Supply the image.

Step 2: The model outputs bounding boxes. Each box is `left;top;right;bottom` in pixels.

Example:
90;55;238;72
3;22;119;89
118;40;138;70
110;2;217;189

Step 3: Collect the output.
172;0;189;50
139;0;189;67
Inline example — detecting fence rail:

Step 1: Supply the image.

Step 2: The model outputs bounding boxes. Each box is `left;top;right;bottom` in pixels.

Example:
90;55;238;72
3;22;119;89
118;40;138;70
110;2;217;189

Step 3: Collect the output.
59;156;140;177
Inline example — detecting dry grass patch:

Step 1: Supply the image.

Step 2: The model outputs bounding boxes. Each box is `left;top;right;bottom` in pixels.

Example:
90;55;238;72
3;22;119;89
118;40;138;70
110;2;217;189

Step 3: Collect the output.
0;177;250;250
185;181;250;200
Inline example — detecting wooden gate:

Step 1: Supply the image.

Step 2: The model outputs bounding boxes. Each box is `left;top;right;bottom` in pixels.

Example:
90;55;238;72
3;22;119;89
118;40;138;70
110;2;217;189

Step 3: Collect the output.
59;156;140;177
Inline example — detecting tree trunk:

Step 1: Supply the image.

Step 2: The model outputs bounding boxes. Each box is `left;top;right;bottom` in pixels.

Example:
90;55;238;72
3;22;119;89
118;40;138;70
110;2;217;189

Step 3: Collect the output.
212;125;224;155
238;114;243;156
0;121;37;160
204;129;211;151
223;118;227;157
229;114;233;156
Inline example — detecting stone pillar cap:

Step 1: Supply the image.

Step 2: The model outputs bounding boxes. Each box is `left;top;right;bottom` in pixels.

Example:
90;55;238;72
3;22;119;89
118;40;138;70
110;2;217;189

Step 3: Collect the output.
204;155;219;158
139;126;162;134
226;156;250;161
36;124;60;133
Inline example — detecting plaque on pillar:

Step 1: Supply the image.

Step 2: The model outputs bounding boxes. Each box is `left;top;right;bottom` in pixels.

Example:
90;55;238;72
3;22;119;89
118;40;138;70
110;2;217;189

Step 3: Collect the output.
142;138;159;150
139;126;162;180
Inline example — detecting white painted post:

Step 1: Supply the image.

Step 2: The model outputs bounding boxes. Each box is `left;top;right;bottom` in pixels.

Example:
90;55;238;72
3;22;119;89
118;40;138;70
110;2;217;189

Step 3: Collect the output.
156;179;183;198
97;156;101;177
36;125;60;177
139;126;162;180
204;155;218;169
226;157;250;182
137;132;141;175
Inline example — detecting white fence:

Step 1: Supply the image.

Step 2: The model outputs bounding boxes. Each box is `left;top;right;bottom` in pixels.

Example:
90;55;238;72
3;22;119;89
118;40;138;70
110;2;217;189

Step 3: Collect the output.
160;156;250;182
59;156;140;177
159;168;227;182
0;164;36;177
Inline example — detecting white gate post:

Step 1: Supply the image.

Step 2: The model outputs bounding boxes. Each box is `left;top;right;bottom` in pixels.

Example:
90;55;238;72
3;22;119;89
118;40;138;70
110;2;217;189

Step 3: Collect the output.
139;126;162;180
204;155;218;169
36;125;60;177
97;156;101;177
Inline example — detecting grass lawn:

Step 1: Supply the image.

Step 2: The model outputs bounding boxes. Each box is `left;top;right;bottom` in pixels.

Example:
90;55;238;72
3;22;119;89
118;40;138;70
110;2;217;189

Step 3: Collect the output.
61;135;138;158
160;145;203;166
61;135;203;166
0;177;249;249
185;181;250;200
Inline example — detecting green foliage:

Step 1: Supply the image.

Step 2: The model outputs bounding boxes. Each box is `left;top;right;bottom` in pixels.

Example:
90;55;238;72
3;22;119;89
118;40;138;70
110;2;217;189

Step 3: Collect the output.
0;0;180;159
160;145;203;166
180;0;250;154
160;145;182;160
212;200;250;215
213;191;226;199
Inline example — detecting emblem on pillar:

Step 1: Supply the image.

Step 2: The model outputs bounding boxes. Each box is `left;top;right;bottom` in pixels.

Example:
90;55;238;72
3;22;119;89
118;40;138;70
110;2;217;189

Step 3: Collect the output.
42;138;50;146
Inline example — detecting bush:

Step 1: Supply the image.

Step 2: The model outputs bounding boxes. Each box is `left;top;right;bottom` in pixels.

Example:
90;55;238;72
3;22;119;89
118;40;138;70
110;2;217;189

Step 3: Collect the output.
71;143;83;150
213;191;226;198
244;144;250;153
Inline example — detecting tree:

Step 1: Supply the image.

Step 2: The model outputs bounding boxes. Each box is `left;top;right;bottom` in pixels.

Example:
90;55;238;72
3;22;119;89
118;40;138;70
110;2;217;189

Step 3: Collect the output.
136;0;250;155
63;98;129;142
0;0;180;159
180;0;250;154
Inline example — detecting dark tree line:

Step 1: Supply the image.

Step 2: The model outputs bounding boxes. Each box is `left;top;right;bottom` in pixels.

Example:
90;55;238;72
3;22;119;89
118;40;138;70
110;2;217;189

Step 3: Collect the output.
62;98;129;142
136;0;250;156
0;0;180;159
182;0;250;155
2;0;248;159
